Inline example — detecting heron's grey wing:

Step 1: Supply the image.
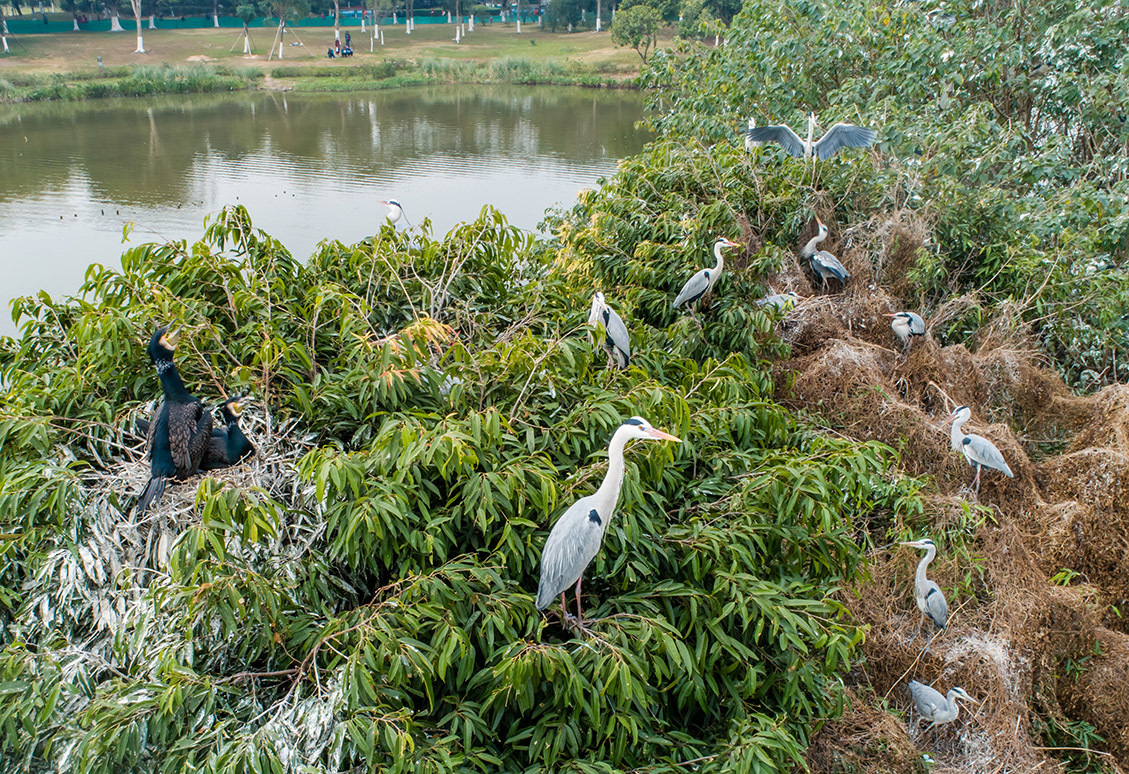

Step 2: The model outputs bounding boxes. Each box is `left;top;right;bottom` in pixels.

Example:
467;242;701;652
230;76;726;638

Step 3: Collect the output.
674;269;711;307
536;498;606;609
603;306;631;365
812;251;850;282
908;681;944;719
813;123;878;160
908;312;926;336
964;433;1014;476
745;124;805;157
924;581;948;628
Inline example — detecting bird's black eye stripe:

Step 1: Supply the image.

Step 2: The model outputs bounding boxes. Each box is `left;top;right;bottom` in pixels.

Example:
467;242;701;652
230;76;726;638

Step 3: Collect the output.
623;418;643;427
588;509;602;526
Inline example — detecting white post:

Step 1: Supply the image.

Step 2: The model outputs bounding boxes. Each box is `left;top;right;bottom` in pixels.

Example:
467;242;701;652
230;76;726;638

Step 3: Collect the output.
361;17;364;31
392;11;396;22
380;29;384;43
2;36;8;53
370;32;373;50
714;33;719;45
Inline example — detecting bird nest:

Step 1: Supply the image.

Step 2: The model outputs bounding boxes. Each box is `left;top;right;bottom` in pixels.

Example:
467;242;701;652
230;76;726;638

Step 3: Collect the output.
755;222;1129;773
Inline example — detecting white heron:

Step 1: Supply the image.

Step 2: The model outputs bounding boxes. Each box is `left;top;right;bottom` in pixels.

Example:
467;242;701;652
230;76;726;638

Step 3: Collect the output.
587;292;631;369
942;406;1014;493
745;112;878;161
756;291;803;313
535;417;681;628
377;198;412;227
908;681;978;730
801;219;849;292
901;537;947;644
744;118;761;152
673;237;741;321
886;311;926;349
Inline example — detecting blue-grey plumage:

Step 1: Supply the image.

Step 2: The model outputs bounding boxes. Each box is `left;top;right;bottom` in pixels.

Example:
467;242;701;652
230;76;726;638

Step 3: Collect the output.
745;112;878;161
588;292;631;369
901;538;948;644
908;681;977;730
944;406;1014;493
535;417;682;627
756;291;803;313
801;219;849;292
886;311;927;348
673;237;741;319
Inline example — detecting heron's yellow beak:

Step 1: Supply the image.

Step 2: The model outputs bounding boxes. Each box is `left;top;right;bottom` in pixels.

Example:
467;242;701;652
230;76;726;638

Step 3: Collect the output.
162;328;181;349
648;428;682;442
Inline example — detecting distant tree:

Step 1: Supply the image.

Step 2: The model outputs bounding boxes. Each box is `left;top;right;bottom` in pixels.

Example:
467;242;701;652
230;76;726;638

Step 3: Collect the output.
619;0;674;21
701;0;736;24
677;0;709;39
235;2;258;51
544;0;581;31
611;2;659;61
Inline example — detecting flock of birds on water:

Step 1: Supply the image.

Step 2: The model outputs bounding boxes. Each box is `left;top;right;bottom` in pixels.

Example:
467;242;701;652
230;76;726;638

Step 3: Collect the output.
133;113;1015;739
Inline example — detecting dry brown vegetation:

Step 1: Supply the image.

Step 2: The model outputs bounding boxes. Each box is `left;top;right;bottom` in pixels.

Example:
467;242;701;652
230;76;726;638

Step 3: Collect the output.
767;211;1129;774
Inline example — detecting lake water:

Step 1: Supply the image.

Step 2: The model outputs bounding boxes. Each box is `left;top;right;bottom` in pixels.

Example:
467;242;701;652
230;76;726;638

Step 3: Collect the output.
0;86;647;335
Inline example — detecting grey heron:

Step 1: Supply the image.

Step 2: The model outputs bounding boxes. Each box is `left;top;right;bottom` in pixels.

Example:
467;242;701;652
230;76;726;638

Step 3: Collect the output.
908;680;977;730
900;538;947;644
942;406;1014;493
673;237;741;321
744;118;761;152
378;198;412;227
756;291;803;313
587;292;631;369
886;311;926;349
535;417;681;628
745;112;878;161
801;219;849;292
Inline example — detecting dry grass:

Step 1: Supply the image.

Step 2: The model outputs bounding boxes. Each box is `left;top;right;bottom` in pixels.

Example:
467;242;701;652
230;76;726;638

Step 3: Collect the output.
760;215;1129;773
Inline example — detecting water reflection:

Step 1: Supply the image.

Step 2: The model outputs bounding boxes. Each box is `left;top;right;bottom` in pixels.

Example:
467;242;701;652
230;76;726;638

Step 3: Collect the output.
0;86;647;333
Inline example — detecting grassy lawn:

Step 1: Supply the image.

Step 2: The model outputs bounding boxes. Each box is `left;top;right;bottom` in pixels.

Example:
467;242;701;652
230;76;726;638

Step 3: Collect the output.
0;23;648;74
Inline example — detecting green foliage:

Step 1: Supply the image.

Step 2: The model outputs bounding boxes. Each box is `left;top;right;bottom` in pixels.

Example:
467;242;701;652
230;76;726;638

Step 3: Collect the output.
641;0;1129;388
0;196;914;770
544;0;582;31
611;3;662;63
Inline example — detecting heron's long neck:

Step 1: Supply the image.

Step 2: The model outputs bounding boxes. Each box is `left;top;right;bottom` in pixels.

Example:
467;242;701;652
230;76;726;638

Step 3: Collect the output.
943;691;962;721
805;115;815;159
801;231;825;258
916;545;936;589
594;429;630;520
950;415;967;451
712;243;726;274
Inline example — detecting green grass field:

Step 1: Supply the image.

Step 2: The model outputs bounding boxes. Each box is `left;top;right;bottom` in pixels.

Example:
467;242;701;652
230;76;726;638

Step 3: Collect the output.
0;22;649;75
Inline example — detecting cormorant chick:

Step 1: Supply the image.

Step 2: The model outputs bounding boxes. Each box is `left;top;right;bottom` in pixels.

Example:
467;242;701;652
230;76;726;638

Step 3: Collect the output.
200;396;255;470
137;327;213;513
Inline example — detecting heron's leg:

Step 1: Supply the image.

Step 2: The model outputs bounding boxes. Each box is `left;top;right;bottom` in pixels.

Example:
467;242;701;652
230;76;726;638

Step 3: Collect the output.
574;576;584;625
560;592;570;623
973;465;982;494
903;612;924;645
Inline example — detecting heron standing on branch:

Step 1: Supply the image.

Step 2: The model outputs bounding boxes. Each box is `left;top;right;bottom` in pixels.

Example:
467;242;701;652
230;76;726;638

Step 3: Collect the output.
745;112;878;161
673;236;741;323
536;417;681;629
942;406;1014;494
901;537;948;645
378;198;412;228
588;292;631;369
908;680;978;731
801;219;849;293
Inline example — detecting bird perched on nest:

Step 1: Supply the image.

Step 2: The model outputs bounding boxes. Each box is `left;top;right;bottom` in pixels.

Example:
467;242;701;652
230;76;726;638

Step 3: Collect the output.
801;219;849;293
942;406;1014;494
137;327;213;513
908;680;977;730
673;237;741;322
756;291;803;313
886;311;926;349
901;537;947;645
200;396;256;471
536;417;681;630
745;112;878;162
587;292;631;369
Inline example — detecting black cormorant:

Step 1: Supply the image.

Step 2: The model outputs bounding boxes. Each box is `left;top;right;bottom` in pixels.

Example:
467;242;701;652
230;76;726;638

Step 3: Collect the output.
200;396;255;470
137;327;213;513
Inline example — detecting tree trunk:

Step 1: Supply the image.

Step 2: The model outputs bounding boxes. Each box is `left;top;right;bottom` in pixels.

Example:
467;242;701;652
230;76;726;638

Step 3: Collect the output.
595;0;600;30
243;22;250;52
333;0;340;41
110;8;124;31
516;0;520;32
148;13;155;28
130;0;144;50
